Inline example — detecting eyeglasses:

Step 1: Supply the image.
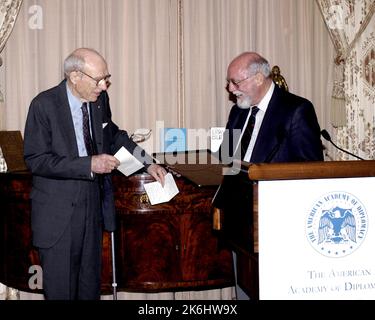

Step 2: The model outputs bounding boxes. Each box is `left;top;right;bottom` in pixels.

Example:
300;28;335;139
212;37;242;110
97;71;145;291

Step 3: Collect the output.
79;70;111;87
226;74;254;88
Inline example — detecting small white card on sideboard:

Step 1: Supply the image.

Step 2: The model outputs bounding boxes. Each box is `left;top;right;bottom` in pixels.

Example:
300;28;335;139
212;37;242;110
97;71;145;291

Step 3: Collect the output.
143;173;179;205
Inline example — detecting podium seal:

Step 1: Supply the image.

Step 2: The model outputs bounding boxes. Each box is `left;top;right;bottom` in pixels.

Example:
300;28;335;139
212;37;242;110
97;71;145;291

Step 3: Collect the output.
306;191;368;258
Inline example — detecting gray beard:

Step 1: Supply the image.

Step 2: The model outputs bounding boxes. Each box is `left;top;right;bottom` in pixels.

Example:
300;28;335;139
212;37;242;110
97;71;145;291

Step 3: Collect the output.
236;96;251;109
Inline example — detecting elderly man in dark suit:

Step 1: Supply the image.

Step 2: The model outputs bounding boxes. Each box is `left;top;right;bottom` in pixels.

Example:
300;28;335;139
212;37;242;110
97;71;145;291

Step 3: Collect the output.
219;52;323;164
213;51;324;299
24;48;166;300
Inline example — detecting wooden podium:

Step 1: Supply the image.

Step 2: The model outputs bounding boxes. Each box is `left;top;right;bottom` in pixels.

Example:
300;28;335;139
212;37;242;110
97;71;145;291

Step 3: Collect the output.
230;160;375;299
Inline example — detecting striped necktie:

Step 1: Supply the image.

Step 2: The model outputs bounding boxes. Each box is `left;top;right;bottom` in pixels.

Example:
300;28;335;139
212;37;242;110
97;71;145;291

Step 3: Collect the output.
81;102;94;156
240;106;259;160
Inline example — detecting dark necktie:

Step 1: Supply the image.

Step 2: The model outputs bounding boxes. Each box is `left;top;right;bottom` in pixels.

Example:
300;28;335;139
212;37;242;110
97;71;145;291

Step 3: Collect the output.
240;106;259;160
81;102;94;156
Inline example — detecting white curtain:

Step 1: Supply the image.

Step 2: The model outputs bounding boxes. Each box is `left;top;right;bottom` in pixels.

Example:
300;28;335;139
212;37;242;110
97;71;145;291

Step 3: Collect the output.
1;0;333;149
183;0;333;129
0;0;334;300
1;0;179;149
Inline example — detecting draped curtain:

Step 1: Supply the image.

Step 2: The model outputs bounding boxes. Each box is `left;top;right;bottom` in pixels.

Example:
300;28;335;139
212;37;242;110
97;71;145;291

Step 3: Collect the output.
0;0;23;53
0;0;23;129
316;0;375;160
0;0;333;299
0;0;23;297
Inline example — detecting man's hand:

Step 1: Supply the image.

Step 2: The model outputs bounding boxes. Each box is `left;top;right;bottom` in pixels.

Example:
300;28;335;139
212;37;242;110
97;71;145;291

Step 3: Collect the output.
91;154;120;174
147;164;167;186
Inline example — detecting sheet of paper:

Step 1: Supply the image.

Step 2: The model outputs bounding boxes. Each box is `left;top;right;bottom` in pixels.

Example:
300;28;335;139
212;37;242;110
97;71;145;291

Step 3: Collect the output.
143;173;179;205
210;127;225;152
114;146;144;176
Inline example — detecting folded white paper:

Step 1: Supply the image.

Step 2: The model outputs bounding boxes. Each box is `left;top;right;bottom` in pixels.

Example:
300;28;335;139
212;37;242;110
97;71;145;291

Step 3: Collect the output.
143;173;179;205
114;146;144;176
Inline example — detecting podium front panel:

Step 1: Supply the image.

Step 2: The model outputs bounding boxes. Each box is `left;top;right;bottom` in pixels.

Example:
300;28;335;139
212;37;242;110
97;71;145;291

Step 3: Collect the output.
258;176;375;300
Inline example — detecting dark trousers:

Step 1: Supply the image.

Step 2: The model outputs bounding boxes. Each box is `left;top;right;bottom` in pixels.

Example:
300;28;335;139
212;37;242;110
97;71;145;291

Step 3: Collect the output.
216;172;254;251
39;181;102;300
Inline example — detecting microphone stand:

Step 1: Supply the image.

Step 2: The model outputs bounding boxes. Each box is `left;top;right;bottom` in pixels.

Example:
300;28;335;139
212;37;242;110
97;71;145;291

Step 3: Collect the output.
321;130;365;160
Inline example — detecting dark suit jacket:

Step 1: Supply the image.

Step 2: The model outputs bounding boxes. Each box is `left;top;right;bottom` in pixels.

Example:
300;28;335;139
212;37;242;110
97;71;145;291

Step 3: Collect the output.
219;85;323;164
213;85;324;250
24;80;154;248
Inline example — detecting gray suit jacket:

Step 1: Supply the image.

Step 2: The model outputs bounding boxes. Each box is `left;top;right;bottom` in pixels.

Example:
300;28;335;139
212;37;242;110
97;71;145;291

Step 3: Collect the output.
24;80;154;248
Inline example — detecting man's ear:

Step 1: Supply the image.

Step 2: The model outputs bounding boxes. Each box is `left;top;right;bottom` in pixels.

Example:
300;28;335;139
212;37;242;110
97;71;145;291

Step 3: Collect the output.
69;71;80;85
255;73;264;86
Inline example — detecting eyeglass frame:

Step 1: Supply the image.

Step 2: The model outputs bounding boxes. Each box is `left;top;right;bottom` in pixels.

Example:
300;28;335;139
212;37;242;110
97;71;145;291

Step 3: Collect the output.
226;73;256;89
78;70;111;87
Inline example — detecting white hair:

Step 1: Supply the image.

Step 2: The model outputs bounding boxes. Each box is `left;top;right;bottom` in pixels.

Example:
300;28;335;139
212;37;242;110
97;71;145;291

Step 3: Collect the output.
248;56;271;78
63;53;85;78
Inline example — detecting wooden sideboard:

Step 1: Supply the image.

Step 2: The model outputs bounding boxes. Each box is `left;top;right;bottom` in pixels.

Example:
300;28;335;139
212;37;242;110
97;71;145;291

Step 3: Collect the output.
0;171;234;294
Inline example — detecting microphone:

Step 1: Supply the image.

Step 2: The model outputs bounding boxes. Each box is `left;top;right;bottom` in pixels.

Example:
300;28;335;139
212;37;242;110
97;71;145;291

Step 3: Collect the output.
320;129;364;160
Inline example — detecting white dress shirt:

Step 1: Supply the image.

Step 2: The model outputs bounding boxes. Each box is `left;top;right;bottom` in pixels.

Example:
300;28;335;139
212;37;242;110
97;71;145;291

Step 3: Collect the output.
239;81;275;162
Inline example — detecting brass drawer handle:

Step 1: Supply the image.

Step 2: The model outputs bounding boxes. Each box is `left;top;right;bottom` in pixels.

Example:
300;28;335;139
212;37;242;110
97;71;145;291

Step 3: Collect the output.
139;193;150;204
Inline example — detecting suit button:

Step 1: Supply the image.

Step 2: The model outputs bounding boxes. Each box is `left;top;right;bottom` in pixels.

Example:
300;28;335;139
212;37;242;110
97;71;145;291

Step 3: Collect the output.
71;202;75;207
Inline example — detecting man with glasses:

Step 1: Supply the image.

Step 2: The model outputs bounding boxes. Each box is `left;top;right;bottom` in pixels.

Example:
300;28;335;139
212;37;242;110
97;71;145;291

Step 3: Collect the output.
24;48;167;300
213;51;323;299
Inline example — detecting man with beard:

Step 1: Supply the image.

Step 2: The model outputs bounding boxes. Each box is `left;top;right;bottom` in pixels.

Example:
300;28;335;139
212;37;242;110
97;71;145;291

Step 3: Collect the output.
213;52;324;299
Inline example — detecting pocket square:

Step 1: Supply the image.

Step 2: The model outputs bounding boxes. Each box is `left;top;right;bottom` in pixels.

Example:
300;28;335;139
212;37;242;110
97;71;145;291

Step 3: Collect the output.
102;122;108;129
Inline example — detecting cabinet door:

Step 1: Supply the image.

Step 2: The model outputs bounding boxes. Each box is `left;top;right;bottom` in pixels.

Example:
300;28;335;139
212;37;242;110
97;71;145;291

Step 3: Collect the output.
180;212;234;285
0;175;41;293
116;212;181;291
